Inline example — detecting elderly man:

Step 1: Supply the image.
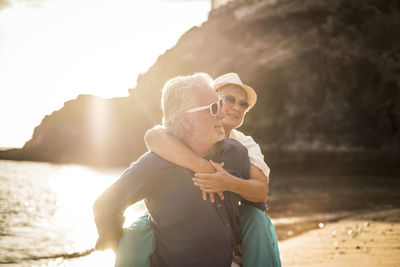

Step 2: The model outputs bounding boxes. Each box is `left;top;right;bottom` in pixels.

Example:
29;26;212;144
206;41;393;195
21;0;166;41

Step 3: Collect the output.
93;73;250;266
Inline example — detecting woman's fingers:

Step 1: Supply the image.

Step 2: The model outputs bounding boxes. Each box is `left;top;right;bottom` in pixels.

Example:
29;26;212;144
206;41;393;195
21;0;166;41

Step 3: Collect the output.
194;173;215;180
194;179;217;192
200;191;222;203
201;191;216;203
193;177;223;189
209;160;224;170
193;178;212;187
193;174;225;197
200;187;218;193
208;192;215;203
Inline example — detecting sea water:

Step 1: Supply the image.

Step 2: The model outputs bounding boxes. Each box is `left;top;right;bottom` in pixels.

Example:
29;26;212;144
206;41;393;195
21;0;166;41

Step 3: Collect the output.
0;160;145;267
1;159;339;266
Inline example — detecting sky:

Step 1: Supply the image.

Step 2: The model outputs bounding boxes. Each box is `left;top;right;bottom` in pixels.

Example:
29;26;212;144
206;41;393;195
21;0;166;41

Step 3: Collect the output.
0;0;210;148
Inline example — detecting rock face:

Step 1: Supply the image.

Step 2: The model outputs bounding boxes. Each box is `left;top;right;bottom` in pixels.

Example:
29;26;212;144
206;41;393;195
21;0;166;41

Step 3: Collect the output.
1;95;155;166
1;0;400;172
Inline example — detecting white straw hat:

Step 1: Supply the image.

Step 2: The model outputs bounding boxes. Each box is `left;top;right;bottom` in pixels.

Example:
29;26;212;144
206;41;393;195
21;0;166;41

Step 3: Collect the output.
213;72;257;110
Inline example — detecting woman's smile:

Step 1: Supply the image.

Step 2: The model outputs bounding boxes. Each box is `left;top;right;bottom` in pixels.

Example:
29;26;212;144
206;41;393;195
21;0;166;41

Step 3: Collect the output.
226;112;240;120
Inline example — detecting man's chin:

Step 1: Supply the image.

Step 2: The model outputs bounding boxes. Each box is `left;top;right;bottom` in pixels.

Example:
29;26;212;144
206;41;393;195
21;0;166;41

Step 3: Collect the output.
213;125;225;140
217;131;226;142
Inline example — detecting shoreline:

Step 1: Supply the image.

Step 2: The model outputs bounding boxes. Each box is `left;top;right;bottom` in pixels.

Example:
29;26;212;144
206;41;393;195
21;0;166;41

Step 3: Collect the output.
2;150;400;176
266;171;400;241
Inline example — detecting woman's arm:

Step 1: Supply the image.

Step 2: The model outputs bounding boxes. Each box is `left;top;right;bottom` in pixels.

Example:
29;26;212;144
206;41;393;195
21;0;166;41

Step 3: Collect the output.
144;126;214;173
193;160;269;202
145;127;269;202
193;130;270;202
145;126;222;202
230;129;270;178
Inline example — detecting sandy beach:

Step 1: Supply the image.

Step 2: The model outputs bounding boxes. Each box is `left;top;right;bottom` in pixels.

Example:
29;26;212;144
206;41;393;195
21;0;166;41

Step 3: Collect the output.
279;209;400;267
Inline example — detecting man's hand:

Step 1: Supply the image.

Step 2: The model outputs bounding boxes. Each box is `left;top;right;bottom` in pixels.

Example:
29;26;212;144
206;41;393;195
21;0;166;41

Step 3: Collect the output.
95;229;122;253
95;237;120;253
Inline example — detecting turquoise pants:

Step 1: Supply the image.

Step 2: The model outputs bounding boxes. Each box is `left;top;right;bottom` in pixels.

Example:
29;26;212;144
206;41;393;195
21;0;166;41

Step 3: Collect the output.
115;205;281;267
239;205;281;267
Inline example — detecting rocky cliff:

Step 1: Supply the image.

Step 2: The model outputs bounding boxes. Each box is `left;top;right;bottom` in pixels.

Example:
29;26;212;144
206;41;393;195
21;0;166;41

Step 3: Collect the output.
1;95;155;166
2;0;399;172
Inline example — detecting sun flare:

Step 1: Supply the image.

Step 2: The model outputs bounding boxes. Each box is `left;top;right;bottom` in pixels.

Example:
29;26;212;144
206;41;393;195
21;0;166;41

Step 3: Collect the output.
48;164;147;265
0;0;210;148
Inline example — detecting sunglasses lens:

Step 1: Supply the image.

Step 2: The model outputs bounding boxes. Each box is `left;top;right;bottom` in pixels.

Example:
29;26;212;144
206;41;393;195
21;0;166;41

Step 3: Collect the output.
210;102;219;116
225;95;235;104
240;100;249;109
224;95;249;110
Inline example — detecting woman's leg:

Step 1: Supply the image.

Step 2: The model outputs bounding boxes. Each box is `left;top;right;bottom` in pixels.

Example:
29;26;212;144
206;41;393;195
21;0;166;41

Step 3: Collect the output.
240;205;281;267
114;214;155;267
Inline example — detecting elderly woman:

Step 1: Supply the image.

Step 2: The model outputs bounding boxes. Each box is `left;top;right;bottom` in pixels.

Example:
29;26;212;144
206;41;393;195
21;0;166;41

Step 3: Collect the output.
116;73;281;267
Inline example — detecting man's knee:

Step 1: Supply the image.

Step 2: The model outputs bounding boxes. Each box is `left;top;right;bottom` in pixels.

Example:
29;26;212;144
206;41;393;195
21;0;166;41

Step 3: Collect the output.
240;206;270;233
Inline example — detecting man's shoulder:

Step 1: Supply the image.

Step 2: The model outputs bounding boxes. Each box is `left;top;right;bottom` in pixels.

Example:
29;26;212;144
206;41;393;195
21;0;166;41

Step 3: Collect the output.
218;138;250;165
229;129;246;139
131;151;176;168
220;138;248;155
215;138;250;180
130;151;191;176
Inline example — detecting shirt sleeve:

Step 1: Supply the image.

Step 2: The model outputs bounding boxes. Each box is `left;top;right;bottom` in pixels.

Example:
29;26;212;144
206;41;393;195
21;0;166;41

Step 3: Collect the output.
92;153;157;250
230;129;271;180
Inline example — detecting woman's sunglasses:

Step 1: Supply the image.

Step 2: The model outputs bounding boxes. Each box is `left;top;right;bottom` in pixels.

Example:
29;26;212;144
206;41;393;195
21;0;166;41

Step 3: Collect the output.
185;98;224;117
224;95;249;110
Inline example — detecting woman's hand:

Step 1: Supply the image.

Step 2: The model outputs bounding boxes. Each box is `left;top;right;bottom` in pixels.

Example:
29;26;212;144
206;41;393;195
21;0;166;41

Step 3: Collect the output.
202;191;224;203
194;160;232;202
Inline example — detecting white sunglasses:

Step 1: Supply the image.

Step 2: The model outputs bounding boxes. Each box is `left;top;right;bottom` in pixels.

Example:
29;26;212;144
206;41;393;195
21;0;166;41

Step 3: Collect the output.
185;98;223;117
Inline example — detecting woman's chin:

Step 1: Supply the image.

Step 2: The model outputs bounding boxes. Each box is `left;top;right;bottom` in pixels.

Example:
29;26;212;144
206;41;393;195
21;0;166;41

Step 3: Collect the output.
223;120;241;133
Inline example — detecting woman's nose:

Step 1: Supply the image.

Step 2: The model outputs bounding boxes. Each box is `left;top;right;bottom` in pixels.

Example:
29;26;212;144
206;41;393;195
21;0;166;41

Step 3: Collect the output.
231;103;240;111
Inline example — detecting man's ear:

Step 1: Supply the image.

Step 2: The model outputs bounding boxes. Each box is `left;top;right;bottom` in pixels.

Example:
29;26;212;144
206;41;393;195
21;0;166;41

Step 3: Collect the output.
181;113;192;130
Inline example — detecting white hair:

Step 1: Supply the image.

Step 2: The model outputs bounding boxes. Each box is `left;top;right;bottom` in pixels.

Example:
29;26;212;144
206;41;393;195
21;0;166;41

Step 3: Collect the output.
161;73;214;135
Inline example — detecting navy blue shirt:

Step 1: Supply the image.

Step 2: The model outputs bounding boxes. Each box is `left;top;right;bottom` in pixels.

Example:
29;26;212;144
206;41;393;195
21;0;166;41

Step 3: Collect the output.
93;139;250;267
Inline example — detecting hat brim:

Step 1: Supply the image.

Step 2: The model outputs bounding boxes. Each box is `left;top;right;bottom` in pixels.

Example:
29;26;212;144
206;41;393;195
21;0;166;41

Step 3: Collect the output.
214;82;257;110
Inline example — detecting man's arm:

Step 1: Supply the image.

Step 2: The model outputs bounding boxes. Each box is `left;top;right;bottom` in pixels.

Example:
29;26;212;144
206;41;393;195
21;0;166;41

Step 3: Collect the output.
93;156;154;252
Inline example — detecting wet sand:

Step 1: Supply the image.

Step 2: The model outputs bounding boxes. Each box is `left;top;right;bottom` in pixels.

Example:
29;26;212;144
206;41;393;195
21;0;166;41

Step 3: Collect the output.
279;209;400;266
267;172;400;239
262;170;400;267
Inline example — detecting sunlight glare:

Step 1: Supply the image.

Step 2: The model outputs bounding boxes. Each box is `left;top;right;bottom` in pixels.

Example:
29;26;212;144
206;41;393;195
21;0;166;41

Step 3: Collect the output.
52;165;115;251
0;0;210;148
88;97;109;162
49;164;146;265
